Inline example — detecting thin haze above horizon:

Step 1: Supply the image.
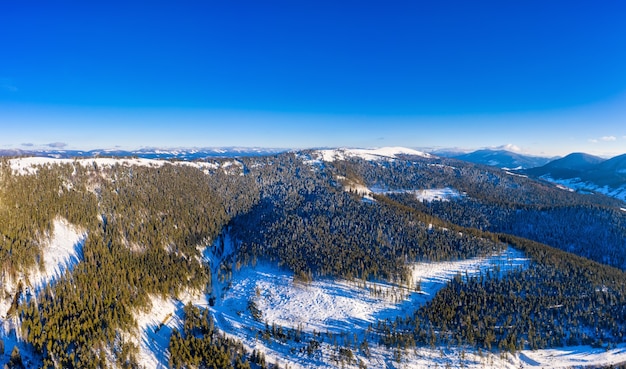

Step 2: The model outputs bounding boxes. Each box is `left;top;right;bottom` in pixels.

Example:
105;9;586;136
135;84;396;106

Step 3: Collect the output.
1;1;625;157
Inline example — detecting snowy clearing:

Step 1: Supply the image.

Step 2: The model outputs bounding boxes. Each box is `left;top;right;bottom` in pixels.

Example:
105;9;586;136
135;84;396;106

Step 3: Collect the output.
215;248;527;336
30;218;87;292
199;248;531;369
0;217;86;310
504;170;528;177
555;184;575;192
360;342;626;369
134;296;181;369
414;187;463;202
369;187;464;202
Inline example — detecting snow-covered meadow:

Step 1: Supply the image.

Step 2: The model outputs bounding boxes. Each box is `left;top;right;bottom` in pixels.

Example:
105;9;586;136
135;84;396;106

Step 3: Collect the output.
214;248;527;336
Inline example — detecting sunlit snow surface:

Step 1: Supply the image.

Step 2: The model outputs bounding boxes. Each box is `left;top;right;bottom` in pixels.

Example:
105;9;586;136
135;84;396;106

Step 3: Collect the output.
9;157;165;175
129;239;626;369
0;218;86;309
134;291;208;369
206;248;626;368
216;249;527;335
316;147;432;162
200;248;535;368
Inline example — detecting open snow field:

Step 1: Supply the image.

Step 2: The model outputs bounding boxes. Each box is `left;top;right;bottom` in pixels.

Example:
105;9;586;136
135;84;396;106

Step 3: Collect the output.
129;242;626;368
213;248;528;336
413;187;464;202
360;342;626;369
339;177;465;204
134;296;181;369
195;248;535;368
370;186;465;202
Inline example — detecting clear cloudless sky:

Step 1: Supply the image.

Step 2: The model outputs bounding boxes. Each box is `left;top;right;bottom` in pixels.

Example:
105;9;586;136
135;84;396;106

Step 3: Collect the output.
1;0;626;156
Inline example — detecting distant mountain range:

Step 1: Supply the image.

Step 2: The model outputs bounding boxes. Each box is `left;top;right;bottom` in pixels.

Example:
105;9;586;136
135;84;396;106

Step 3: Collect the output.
3;146;625;202
522;153;626;201
0;147;286;160
444;149;626;202
451;149;555;169
524;152;605;179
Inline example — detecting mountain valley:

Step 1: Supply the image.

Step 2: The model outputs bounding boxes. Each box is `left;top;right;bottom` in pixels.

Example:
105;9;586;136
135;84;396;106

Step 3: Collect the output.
0;148;625;368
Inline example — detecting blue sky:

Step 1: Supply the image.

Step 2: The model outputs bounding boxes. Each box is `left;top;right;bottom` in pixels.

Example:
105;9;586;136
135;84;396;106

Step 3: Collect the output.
1;1;625;156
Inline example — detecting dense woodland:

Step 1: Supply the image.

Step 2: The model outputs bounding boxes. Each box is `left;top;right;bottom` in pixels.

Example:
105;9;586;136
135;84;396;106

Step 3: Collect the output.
169;303;251;369
0;160;256;367
0;151;624;367
230;154;502;283
370;232;626;353
329;155;626;269
420;198;626;268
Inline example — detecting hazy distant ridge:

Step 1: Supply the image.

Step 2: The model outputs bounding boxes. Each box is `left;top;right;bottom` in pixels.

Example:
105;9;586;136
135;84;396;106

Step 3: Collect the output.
524;152;626;201
452;149;554;169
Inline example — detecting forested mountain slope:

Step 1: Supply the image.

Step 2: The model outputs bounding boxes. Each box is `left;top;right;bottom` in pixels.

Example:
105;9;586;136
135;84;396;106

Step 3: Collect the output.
0;150;624;368
453;149;553;169
524;152;626;202
322;153;626;269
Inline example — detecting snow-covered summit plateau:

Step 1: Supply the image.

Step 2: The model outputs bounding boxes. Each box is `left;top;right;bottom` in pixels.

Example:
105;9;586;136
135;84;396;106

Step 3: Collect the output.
315;147;433;162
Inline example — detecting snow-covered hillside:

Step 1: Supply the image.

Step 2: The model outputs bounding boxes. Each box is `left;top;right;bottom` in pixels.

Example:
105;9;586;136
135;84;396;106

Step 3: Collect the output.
129;240;626;368
9;157;165;175
0;218;86;313
3;152;626;368
542;175;626;202
7;156;247;177
0;218;86;367
215;249;527;337
315;147;432;162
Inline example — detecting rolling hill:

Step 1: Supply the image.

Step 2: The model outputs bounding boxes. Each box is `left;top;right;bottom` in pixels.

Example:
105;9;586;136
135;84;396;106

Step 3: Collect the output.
453;149;554;169
524;152;626;202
